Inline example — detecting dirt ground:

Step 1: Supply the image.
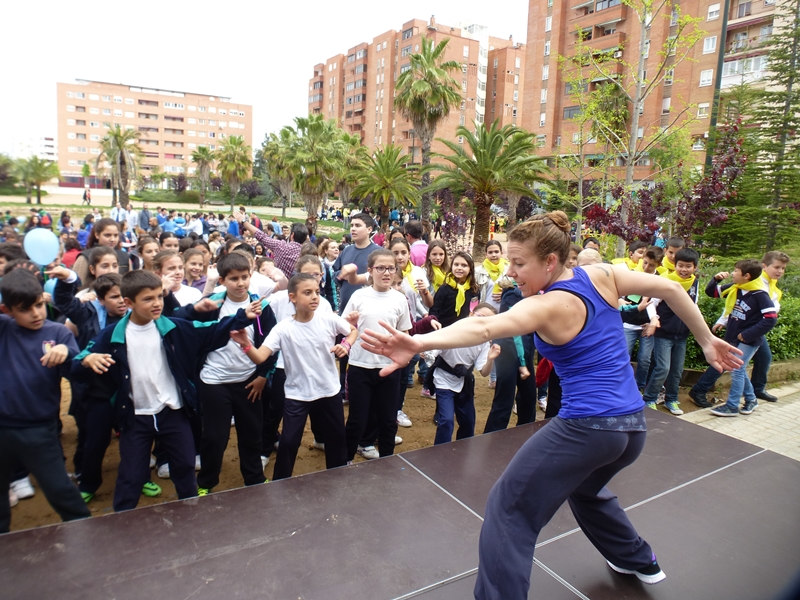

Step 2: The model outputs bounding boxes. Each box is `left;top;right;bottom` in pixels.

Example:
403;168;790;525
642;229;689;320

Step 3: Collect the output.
9;374;712;533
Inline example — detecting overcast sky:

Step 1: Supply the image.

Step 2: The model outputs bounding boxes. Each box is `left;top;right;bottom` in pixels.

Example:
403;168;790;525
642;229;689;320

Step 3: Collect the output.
1;0;529;156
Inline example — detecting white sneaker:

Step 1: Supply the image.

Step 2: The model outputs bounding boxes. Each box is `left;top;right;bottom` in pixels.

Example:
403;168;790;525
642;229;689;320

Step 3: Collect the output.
397;410;412;428
357;445;379;460
261;455;269;470
513;402;517;415
312;440;325;451
157;464;170;479
9;488;19;508
195;455;202;471
231;416;235;427
395;435;403;445
149;456;156;469
538;397;548;412
10;476;34;499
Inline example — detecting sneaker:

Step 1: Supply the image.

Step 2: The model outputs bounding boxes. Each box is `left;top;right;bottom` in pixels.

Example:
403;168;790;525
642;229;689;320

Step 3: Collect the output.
395;435;403;445
740;399;758;415
607;554;666;585
711;404;739;417
142;481;162;497
261;455;269;470
195;455;201;471
645;402;657;411
664;401;684;416
417;375;425;384
689;389;713;409
231;417;235;427
420;388;436;399
10;476;34;500
755;390;778;402
197;487;210;497
397;410;412;428
312;440;325;451
157;464;170;479
80;491;94;504
9;488;19;508
149;456;156;469
538;397;547;412
406;382;414;389
356;445;379;460
656;388;666;405
274;440;280;451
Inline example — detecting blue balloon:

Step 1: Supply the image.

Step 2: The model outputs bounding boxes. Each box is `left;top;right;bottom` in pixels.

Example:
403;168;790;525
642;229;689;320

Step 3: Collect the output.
24;228;61;266
44;278;57;295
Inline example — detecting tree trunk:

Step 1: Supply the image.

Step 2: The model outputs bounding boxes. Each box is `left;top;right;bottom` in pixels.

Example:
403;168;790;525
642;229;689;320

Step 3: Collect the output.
119;160;129;207
36;185;42;205
472;194;493;262
380;200;390;226
25;185;32;204
229;181;239;214
507;192;521;227
420;136;433;221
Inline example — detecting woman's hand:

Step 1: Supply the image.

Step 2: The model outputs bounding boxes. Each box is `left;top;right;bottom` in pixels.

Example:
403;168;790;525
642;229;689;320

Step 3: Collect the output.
360;320;423;376
701;337;744;373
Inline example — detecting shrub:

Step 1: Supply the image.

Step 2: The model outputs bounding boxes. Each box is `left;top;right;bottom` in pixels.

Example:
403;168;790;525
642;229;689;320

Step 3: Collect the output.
181;190;200;205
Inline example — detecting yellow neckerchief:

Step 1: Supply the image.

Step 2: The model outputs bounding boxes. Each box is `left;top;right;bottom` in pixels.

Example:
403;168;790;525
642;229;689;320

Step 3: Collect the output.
662;256;676;273
482;257;509;294
662;270;696;292
634;261;645;272
431;265;446;292
656;264;669;276
761;273;783;303
402;261;417;293
721;279;766;317
611;257;642;270
446;274;468;315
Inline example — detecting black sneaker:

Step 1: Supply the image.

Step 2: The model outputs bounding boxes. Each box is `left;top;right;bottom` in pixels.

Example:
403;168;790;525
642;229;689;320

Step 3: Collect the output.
755;390;778;402
689;389;713;408
607;554;666;585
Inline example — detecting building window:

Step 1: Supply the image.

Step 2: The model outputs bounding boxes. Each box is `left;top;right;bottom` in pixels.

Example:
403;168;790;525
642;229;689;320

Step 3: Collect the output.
67;132;76;139
463;45;469;57
667;35;677;55
164;102;185;109
125;98;134;104
544;41;551;56
545;16;552;32
700;69;714;86
402;45;412;57
662;97;671;113
665;68;674;84
670;8;679;25
102;95;110;102
114;96;122;103
66;91;74;98
113;109;122;116
67;105;75;112
67;119;76;126
89;121;99;127
697;102;710;118
708;3;720;19
90;134;100;141
76;120;86;126
125;111;134;118
199;106;207;112
564;106;581;119
540;112;546;127
188;105;197;111
692;137;706;150
704;36;717;54
516;57;521;69
737;1;752;17
89;107;99;114
513;90;519;101
542;64;550;80
493;58;498;69
76;133;86;140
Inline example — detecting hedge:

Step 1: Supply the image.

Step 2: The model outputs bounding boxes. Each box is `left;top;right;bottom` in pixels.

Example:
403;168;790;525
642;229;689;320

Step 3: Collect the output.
683;294;800;370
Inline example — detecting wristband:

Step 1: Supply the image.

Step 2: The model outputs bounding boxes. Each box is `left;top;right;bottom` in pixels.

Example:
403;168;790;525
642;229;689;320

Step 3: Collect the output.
340;339;351;353
241;344;253;353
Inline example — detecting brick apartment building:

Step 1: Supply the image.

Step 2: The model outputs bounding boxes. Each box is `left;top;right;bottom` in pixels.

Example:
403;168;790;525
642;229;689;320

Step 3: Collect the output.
520;0;779;179
56;80;252;186
307;17;526;161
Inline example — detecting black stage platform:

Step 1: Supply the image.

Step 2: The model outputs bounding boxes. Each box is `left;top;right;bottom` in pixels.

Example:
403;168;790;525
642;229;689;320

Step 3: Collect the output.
2;413;799;599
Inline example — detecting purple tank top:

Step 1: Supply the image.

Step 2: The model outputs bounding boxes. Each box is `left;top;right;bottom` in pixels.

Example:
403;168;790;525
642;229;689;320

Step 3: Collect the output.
534;267;644;419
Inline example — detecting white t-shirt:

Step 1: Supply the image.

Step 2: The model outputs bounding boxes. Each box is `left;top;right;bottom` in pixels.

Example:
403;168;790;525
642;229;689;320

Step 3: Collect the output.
213;271;276;299
173;284;202;306
200;297;256;384
126;320;183;414
269;290;332;369
344;286;412;369
264;312;352;401
400;266;430;321
433;343;491;393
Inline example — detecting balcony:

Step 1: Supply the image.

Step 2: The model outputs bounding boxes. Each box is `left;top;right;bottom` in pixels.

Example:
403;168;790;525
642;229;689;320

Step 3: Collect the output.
725;34;771;55
572;2;627;29
583;31;626;52
727;0;775;28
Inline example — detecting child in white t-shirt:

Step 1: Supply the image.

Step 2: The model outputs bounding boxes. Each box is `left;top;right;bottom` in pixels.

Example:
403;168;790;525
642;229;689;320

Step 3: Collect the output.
342;249;412;461
430;303;501;445
232;273;357;480
154;250;202;306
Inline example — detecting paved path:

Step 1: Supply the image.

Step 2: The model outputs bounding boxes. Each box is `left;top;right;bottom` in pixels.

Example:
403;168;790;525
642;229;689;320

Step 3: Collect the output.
681;381;800;462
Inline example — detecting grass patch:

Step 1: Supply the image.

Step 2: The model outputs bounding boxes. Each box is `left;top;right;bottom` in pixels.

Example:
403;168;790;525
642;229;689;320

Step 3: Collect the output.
0;186;48;197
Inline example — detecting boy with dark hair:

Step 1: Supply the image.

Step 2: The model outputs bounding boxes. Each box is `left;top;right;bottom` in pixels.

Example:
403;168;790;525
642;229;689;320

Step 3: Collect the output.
582;237;600;251
180;252;278;494
688;261;777;416
405;220;428;267
751;251;789;401
0;270;90;532
73;269;261;511
0;242;26;274
613;241;648;270
642;247;700;415
661;237;686;274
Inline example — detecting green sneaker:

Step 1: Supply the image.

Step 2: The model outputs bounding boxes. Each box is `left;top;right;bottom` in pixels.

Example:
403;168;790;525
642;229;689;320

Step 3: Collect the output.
80;491;94;503
197;487;210;497
645;402;658;410
264;479;270;484
142;481;162;497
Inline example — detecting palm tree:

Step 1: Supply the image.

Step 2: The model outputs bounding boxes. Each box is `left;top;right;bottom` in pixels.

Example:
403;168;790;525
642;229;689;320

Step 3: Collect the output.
262;128;298;217
96;124;141;207
352;145;421;224
285;115;345;219
191;146;216;208
28;157;60;204
394;36;463;221
216;135;252;213
427;121;549;261
12;158;35;204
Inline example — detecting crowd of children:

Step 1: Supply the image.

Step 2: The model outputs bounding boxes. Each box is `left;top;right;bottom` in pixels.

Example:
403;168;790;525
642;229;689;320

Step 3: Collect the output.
0;204;792;537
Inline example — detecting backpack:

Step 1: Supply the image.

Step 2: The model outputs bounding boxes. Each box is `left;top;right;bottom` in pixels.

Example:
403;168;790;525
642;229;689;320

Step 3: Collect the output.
40;213;52;227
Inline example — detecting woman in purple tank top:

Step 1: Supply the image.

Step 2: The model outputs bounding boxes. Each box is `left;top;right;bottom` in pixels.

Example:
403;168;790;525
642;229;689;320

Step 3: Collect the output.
362;211;742;600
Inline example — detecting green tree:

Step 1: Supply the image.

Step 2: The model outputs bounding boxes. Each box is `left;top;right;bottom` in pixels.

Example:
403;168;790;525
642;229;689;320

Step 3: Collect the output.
81;163;91;187
216;135;252;213
191;146;216;208
426;121;549;261
12;158;35;204
352;145;421;224
261;129;298;218
394;36;463;221
96;124;141;207
28;157;60;204
335;131;368;211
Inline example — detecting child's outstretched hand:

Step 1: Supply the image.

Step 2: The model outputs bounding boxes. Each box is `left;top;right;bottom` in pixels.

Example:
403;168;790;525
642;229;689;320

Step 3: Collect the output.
245;300;263;319
331;344;348;358
193;298;223;312
430;319;442;331
338;264;357;282
44;266;71;280
519;365;530;380
81;353;115;374
714;271;730;281
712;323;725;334
488;343;502;361
230;329;250;347
80;291;97;303
41;344;69;367
344;311;360;326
